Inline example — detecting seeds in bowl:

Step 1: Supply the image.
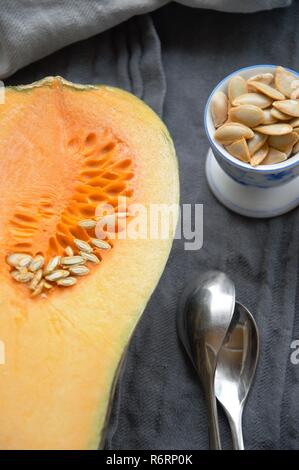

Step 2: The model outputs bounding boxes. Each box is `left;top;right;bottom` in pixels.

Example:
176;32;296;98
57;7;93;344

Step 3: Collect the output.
212;66;299;166
210;91;228;128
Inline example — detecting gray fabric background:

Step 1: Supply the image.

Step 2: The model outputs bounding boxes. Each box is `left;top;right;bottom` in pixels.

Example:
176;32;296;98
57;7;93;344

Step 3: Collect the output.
0;0;292;78
4;0;299;450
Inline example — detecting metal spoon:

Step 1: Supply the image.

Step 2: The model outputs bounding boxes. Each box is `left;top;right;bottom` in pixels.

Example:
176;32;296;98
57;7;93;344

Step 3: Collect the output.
215;301;259;450
177;271;235;449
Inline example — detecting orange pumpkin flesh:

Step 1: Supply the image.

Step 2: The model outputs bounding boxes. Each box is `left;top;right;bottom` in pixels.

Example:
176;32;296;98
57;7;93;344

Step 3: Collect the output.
0;77;179;449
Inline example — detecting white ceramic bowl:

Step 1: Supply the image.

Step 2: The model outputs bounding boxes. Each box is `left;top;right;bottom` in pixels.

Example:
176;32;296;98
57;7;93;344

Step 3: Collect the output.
204;64;299;217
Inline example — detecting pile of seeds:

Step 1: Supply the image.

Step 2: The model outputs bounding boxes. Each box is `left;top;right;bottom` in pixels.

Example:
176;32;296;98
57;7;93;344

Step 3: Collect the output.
211;66;299;166
6;217;112;298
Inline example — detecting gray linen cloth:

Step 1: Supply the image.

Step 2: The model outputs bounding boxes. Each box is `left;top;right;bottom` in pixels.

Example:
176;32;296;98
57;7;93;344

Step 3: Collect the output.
0;0;292;78
3;0;299;450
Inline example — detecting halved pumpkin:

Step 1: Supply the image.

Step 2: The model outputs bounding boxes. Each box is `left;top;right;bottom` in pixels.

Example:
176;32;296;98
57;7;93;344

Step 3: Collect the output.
0;77;179;449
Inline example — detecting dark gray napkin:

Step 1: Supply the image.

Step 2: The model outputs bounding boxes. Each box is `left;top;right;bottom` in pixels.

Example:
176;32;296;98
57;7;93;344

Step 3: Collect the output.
5;1;299;450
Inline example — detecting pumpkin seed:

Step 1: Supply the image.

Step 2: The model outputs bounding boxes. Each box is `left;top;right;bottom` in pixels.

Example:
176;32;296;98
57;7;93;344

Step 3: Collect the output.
293;141;299;154
11;270;34;283
262;109;277;125
225;138;250;163
31;281;44;297
270;107;292;121
16;266;28;274
29;269;43;290
228;76;248;103
250;142;269;167
18;255;32;268
44;282;53;290
273;100;299;117
65;246;74;256
290;117;299;127
79;251;100;264
248;80;285;101
57;277;77;287
291;82;299;100
6;253;27;267
73;238;93;253
284;144;294;158
69;265;90;276
232;92;272;109
228;105;264;128
91;239;111;250
29;255;44;272
214;122;254;144
78;219;97;229
275;66;297;98
61;256;84;266
262;147;287;165
291;88;299;100
45;270;70;281
210;91;228;128
247;73;274;86
254;123;293;135
247;132;267;156
45;255;61;274
268;132;299;152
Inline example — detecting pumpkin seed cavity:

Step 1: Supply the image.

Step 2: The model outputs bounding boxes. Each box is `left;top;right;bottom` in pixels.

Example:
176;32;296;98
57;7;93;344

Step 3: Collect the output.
6;213;122;297
212;66;299;166
6;125;134;298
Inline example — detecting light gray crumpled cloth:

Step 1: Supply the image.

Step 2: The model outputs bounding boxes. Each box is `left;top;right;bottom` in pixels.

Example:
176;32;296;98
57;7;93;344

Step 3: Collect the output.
0;0;292;79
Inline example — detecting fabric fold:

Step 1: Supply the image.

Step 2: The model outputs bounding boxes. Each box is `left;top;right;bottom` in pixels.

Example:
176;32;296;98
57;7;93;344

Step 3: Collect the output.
0;0;292;79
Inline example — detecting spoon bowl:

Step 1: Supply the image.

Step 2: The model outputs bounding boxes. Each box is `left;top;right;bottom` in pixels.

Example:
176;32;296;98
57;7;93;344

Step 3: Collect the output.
215;301;259;449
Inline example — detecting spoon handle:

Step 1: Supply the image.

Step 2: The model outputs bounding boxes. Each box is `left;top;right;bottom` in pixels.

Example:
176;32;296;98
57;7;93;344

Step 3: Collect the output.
228;413;244;450
206;381;222;450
